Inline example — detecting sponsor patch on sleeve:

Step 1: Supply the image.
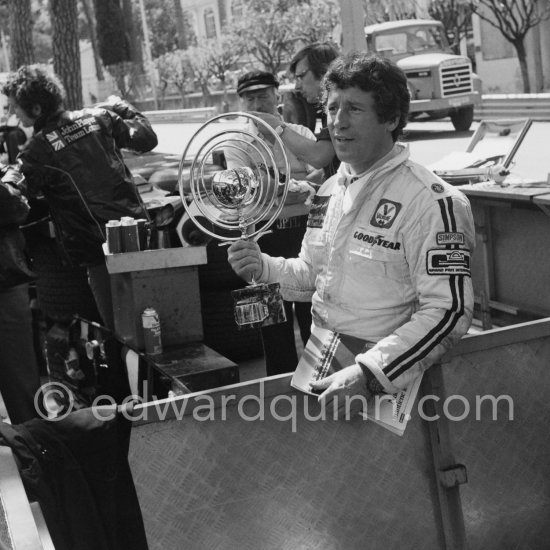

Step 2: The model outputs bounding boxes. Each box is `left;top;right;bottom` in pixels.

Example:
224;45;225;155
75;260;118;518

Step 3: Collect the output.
426;249;471;276
436;232;465;245
307;195;330;228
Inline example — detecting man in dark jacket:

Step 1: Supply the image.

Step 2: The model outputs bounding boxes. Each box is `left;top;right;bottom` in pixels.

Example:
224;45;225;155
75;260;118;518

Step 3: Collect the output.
0;168;41;423
1;64;158;329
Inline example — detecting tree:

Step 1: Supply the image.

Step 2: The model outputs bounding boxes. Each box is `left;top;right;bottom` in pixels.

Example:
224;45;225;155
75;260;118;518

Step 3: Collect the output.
93;0;136;99
80;0;104;81
361;0;419;23
6;0;34;69
172;0;188;50
204;35;244;106
93;0;130;66
469;0;550;93
155;49;194;108
429;0;474;54
122;0;143;68
287;0;340;45
186;46;214;107
231;0;339;73
50;0;83;109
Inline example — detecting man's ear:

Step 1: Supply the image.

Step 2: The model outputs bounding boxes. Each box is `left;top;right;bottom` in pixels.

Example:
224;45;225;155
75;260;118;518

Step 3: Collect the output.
31;105;42;118
386;115;399;133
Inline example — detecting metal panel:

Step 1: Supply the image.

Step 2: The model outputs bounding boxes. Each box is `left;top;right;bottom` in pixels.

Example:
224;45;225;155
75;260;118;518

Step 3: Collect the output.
130;389;441;550
129;320;550;549
440;336;550;549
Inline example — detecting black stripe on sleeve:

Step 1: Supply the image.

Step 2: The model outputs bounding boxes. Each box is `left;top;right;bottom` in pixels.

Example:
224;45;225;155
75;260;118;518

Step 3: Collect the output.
382;196;465;381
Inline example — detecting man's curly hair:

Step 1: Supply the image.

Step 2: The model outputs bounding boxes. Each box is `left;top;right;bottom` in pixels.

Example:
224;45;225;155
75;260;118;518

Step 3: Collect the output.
1;64;65;118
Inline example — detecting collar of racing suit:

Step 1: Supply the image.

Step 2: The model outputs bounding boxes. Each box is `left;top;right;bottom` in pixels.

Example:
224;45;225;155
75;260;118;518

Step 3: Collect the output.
335;142;410;189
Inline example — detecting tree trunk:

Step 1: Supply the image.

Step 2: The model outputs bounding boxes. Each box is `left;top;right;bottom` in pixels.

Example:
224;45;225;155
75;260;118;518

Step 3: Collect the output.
200;81;212;107
93;0;130;66
514;39;531;93
50;0;83;109
7;0;34;69
173;0;187;50
80;0;104;81
122;0;143;69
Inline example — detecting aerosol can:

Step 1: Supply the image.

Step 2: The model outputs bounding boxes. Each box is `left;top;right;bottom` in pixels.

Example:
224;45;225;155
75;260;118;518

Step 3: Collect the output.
142;307;163;355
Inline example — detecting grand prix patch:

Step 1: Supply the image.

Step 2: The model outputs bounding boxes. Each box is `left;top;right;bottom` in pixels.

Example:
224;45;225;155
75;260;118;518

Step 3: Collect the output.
307;195;330;228
370;199;402;229
426;249;471;276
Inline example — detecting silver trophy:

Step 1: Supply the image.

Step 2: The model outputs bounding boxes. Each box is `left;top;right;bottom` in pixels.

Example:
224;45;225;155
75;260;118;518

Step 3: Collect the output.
178;112;291;329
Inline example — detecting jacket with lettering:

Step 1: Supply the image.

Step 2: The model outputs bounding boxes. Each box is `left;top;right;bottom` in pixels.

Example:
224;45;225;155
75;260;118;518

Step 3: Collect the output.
259;143;475;392
14;98;157;266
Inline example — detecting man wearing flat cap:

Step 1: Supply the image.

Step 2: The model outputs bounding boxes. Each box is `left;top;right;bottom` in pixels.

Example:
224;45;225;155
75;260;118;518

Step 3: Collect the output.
229;70;320;183
225;69;320;376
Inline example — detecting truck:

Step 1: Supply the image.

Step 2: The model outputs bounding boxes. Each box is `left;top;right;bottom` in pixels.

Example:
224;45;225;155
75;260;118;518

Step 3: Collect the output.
365;19;482;131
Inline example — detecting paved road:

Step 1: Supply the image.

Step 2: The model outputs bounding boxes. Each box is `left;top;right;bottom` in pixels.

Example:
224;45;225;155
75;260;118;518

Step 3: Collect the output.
151;119;475;165
152;119;550;183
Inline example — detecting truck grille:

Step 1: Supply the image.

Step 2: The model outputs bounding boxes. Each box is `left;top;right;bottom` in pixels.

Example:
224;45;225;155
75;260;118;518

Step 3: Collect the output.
440;63;473;97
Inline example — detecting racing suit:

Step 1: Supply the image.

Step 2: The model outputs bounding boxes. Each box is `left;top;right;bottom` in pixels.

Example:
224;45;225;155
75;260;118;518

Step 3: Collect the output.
14;98;158;266
257;143;475;392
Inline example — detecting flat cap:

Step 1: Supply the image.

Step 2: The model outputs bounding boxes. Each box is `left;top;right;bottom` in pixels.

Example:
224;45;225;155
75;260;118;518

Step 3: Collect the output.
236;70;279;96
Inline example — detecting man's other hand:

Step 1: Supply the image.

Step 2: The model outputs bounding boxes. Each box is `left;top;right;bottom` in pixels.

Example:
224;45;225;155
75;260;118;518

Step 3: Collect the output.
249;111;282;133
309;364;369;419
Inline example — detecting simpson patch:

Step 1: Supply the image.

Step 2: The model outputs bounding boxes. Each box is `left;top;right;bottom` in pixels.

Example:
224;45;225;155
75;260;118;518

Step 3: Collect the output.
370;199;402;229
427;249;470;276
307;195;330;228
436;232;465;246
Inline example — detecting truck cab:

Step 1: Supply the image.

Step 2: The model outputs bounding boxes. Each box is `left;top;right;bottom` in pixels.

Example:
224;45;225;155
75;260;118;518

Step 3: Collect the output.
365;19;481;131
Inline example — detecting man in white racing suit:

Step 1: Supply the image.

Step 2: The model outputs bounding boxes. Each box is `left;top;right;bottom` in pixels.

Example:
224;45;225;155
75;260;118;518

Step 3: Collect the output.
227;53;475;413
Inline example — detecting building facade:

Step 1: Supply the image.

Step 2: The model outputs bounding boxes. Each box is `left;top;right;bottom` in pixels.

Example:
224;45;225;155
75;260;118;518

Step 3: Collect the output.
181;0;243;42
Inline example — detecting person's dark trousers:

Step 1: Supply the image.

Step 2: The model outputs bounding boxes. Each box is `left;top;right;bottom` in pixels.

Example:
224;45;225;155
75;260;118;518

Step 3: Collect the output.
87;259;115;330
258;217;312;376
261;300;312;376
294;300;312;344
0;283;41;423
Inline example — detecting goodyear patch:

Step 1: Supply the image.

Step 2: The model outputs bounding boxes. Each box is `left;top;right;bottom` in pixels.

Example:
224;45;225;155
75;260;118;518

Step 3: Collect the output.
370;199;402;229
352;231;401;250
307;195;330;228
426;249;470;276
436;232;465;246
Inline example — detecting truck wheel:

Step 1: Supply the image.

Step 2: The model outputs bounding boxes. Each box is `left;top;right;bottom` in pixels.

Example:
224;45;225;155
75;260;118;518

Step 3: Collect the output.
450;106;474;131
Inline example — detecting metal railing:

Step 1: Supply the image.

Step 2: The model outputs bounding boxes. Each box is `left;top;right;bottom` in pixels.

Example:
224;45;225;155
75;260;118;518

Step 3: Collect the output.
142;107;218;123
475;93;550;120
140;95;550;124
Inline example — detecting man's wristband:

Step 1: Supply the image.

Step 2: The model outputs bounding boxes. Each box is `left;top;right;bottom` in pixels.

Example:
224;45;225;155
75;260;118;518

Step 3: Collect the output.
358;363;386;396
